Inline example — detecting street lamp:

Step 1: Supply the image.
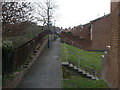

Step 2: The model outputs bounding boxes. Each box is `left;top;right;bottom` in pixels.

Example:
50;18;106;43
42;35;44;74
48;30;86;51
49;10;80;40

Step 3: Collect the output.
54;20;56;41
47;7;52;48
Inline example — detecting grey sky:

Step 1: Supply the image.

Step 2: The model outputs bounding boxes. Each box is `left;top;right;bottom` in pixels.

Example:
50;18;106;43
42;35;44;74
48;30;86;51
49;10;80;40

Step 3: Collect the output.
56;0;111;28
3;0;111;29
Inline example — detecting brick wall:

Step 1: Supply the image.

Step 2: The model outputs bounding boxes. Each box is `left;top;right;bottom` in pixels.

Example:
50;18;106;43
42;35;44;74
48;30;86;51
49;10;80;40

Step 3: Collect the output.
102;1;120;88
61;32;91;50
89;15;111;51
71;23;90;40
119;2;120;88
71;14;111;51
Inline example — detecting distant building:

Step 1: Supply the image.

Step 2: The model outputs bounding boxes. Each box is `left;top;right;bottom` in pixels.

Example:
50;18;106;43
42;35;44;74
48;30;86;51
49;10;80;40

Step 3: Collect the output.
71;14;111;51
64;28;69;32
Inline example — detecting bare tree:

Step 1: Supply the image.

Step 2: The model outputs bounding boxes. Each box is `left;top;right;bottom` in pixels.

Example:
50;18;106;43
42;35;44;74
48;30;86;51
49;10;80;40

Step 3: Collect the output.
2;2;34;36
33;0;57;26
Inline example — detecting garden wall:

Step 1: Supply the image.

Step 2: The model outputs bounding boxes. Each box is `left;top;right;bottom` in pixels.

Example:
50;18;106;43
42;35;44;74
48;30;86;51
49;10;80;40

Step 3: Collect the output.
61;32;91;50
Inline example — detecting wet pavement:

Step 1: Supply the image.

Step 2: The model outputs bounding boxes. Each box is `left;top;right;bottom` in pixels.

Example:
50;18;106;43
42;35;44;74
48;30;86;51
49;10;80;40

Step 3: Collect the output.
17;38;62;88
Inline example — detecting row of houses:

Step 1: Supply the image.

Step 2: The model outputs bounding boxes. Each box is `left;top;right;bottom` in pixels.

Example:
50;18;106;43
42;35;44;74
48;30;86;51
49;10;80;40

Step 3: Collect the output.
61;1;120;88
71;13;111;51
61;13;111;51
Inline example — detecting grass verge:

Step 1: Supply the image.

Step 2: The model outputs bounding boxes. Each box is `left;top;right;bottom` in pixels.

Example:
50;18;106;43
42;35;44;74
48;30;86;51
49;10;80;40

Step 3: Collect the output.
61;43;109;88
61;43;104;77
62;66;109;88
63;75;109;88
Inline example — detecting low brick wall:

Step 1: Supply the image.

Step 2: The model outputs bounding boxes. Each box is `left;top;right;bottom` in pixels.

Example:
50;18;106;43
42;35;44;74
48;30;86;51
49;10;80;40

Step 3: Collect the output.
3;37;53;88
61;32;93;50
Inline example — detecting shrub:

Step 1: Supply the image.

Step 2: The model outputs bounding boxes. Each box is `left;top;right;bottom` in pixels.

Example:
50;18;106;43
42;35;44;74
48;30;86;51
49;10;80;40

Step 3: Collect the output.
67;31;72;34
2;40;14;76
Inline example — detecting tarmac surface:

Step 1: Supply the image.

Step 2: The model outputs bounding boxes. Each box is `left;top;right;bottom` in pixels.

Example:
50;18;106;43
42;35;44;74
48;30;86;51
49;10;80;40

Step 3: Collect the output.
17;38;62;88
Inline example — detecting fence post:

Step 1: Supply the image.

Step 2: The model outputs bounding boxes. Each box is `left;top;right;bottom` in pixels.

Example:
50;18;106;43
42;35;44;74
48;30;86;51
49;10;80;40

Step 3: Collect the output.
78;58;80;70
72;41;73;46
65;38;66;44
66;54;68;62
95;67;97;77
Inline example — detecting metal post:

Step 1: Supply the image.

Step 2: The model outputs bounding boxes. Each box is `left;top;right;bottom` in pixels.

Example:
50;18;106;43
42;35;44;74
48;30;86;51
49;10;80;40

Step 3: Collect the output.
54;20;56;41
95;67;97;77
78;58;80;70
72;41;73;46
66;54;68;62
65;38;66;44
47;7;50;48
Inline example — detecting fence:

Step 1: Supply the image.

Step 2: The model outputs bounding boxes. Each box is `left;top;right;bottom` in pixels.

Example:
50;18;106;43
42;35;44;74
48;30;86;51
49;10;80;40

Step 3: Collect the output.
64;38;83;49
63;38;98;77
3;30;52;76
65;51;97;77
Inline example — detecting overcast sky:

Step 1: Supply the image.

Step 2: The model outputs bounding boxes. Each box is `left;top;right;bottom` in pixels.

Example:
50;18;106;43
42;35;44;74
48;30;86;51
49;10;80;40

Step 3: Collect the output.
21;0;111;28
55;0;111;29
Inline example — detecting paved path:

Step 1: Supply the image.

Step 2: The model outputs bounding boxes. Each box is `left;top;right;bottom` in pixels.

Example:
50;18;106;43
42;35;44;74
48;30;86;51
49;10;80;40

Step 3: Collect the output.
17;38;62;88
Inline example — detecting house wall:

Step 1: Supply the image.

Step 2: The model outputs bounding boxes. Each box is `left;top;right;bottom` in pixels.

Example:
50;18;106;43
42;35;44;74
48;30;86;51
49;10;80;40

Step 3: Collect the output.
71;24;90;40
89;15;111;51
102;1;120;88
71;14;111;51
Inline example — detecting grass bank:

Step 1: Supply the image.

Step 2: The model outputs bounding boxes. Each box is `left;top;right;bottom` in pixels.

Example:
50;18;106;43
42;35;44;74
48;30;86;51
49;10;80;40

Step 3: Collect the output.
61;43;109;88
61;43;104;77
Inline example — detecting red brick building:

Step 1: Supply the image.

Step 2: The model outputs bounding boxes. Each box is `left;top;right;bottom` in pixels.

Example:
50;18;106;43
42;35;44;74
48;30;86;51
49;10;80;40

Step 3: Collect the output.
102;1;120;88
71;23;90;40
71;14;111;51
61;0;120;88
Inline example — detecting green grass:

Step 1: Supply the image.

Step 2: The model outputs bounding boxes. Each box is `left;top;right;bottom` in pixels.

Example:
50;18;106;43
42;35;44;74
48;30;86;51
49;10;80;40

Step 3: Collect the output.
63;75;109;88
62;66;109;88
61;43;109;88
61;43;104;77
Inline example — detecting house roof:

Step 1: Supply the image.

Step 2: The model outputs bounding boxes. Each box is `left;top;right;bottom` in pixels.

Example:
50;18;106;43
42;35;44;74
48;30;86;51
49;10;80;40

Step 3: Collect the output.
83;13;110;26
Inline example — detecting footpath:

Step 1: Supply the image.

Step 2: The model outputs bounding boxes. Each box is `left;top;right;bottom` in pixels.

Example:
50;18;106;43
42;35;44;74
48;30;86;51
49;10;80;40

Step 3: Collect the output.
17;38;62;88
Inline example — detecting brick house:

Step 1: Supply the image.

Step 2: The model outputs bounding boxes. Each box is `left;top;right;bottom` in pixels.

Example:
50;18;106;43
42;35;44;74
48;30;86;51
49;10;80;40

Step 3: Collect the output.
61;0;120;88
71;14;111;51
102;1;120;88
71;23;90;40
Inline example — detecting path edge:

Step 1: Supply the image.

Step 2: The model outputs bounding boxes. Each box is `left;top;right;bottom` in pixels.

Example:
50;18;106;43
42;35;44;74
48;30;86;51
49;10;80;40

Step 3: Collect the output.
3;37;54;88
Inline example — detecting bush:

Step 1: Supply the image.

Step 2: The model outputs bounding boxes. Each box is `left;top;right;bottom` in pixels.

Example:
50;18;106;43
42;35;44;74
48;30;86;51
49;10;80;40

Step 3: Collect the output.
67;31;72;34
2;40;14;76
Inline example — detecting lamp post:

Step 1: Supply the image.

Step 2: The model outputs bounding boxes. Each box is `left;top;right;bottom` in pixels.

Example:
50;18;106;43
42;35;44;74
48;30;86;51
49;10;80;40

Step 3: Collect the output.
47;7;52;48
54;20;56;41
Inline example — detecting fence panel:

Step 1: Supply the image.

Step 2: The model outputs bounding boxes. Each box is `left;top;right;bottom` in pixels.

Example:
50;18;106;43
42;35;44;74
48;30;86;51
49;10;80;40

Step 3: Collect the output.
3;30;49;75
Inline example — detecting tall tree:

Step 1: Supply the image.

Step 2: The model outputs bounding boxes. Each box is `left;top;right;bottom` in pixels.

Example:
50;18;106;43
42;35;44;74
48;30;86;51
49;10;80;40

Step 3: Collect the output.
2;2;33;36
33;0;57;26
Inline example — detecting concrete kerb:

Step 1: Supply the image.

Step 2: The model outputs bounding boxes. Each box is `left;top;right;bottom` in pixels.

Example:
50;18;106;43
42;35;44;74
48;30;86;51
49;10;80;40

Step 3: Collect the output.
3;37;54;88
